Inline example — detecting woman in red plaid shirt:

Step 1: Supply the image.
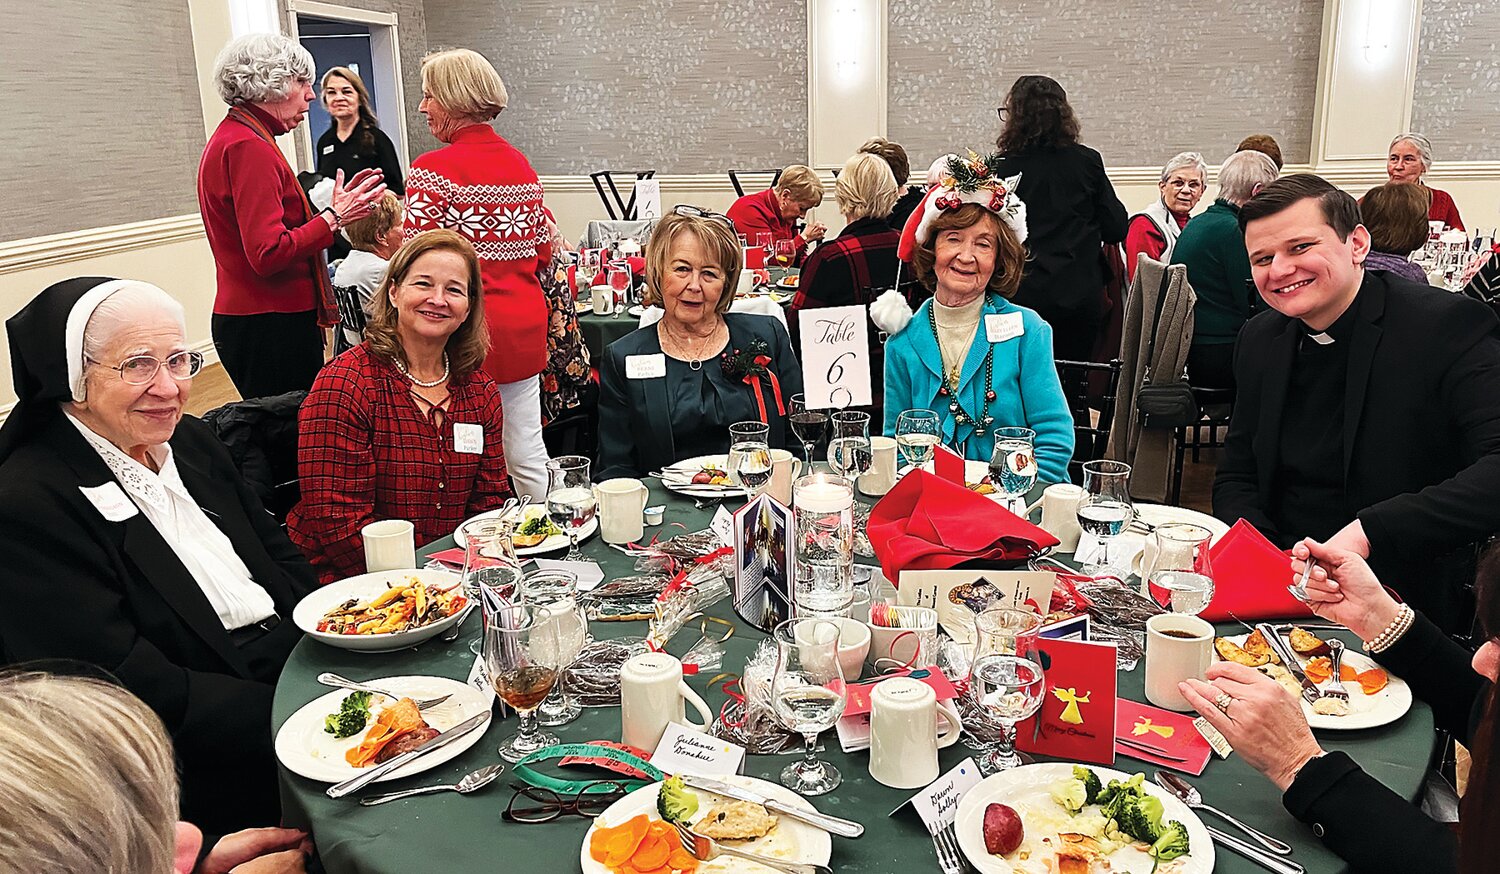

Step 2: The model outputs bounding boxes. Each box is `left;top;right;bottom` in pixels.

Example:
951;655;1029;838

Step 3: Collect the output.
287;231;513;582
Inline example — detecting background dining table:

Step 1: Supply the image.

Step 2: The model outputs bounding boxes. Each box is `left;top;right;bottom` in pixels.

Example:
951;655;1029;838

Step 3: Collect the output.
273;481;1438;874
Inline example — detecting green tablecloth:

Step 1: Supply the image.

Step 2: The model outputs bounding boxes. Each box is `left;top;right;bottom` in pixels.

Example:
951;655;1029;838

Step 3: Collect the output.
273;489;1436;873
578;310;642;363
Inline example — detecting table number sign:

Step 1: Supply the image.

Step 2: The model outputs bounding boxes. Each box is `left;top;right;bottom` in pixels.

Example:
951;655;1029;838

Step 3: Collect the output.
634;179;662;220
731;494;795;632
797;305;871;409
1015;638;1118;765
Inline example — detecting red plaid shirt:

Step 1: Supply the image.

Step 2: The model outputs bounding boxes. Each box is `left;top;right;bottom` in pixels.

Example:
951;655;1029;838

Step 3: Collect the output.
788;217;901;317
287;345;513;583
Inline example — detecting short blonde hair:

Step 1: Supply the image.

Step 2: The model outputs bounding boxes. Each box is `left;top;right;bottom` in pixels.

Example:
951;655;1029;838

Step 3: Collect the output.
420;48;508;122
345;191;402;251
366;230;491;378
0;672;179;874
835;153;899;221
776;165;825;207
645;212;744;314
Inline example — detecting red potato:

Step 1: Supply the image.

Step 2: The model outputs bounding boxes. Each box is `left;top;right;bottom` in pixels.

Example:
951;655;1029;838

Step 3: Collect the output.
983;803;1024;855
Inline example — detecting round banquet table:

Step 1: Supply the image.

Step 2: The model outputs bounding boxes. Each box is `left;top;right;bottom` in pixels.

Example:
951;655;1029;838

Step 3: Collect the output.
273;484;1438;874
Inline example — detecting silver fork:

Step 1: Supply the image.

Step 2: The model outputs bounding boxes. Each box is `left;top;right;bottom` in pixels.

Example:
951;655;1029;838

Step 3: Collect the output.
932;822;967;874
316;672;451;710
672;822;830;874
1323;639;1351;704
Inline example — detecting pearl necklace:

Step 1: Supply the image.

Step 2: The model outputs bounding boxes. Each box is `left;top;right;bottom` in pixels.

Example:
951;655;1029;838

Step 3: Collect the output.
659;321;723;372
394;353;449;387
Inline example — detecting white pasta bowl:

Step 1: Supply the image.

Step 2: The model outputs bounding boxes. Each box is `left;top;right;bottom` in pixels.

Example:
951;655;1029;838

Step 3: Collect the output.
293;569;466;652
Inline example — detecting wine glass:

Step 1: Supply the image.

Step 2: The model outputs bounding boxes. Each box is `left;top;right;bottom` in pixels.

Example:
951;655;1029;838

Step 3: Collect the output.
576;248;600;292
771;618;847;795
788;394;828;468
1144;523;1216;616
546;456;597;561
989;426;1038;515
727;420;773;500
895;409;941;471
773;238;796;268
970;606;1044;773
755;232;774;261
485;602;561;762
460;518;523;656
520;569;589;726
1076;460;1134;574
826;410;872;484
969;637;1046;774
608;263;630;302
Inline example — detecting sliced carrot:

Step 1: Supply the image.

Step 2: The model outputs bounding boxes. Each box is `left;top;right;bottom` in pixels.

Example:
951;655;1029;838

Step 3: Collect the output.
1304;658;1357;684
602;816;650;867
1357;669;1389;694
634;835;671;870
667;848;699;871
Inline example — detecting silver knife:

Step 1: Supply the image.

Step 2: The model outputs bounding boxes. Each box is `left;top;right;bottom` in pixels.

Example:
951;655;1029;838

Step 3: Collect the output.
1207;825;1306;874
1254;623;1321;706
678;774;864;838
326;711;490;799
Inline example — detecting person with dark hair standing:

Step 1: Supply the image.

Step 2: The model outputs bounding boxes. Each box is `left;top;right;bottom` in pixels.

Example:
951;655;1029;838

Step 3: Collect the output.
1359;182;1432;285
992;75;1127;361
317;66;405;198
1212;174;1500;629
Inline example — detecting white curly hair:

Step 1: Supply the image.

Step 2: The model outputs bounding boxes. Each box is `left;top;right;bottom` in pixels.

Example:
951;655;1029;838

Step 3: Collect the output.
212;33;315;105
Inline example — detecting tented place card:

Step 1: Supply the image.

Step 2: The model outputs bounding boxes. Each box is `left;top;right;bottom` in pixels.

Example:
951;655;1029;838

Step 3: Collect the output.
798;305;871;408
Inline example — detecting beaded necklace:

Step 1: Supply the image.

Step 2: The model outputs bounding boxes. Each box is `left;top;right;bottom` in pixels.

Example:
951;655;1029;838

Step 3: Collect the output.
929;298;999;437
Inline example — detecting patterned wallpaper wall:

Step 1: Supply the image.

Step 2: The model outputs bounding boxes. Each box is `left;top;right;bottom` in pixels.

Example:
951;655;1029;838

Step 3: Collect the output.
0;0;205;242
886;0;1323;173
1412;0;1500;162
424;0;809;175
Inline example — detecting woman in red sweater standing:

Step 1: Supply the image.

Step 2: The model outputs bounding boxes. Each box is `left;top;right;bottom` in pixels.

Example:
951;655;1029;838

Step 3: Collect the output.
198;33;387;398
403;48;551;499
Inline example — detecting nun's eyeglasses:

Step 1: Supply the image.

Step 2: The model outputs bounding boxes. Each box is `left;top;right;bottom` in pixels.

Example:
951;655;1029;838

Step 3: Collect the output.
89;350;204;385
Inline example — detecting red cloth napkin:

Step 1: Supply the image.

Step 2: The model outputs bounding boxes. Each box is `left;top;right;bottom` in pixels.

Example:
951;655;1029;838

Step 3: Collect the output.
1198;519;1315;622
744;246;766;269
867;470;1059;583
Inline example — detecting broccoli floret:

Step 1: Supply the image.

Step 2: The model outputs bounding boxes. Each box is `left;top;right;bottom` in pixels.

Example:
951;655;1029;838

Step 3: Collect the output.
1095;772;1143;808
1073;765;1104;805
323;691;373;739
1115;792;1165;844
1049;777;1089;814
1150;820;1191;870
656;776;700;824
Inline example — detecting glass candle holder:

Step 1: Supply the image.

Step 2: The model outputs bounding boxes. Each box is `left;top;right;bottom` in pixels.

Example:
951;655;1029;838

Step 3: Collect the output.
792;473;854;615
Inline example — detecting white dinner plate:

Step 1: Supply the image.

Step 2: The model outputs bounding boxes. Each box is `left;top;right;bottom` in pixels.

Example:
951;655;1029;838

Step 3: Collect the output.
579;775;832;873
292;569;467;652
453;504;599;556
274;675;491;784
628;304;646;317
954;762;1214;874
659;454;749;498
1220;632;1412;730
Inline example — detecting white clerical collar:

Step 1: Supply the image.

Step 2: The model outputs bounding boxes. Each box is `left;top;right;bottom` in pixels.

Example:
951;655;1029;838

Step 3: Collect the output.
1307;331;1335;345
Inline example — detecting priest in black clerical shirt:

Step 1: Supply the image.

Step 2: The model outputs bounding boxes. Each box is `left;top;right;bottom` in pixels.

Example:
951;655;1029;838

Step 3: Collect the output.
1213;174;1500;631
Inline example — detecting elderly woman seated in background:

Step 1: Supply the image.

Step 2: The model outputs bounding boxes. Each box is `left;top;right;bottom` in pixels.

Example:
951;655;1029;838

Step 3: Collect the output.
198;33;387;399
289;231;512;583
1182;539;1500;874
1359;182;1433;286
1387;132;1464;230
789;153;902;321
1124;151;1207;279
881;154;1074;482
726;164;827;266
598;209;804;479
0;278;318;833
1236;133;1284;170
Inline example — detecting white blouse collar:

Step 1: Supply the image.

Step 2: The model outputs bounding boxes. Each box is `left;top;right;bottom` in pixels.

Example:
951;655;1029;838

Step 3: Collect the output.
64;412;182;513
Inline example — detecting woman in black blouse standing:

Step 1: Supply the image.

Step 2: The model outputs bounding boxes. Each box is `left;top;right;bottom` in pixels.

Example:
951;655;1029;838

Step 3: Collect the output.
318;66;404;197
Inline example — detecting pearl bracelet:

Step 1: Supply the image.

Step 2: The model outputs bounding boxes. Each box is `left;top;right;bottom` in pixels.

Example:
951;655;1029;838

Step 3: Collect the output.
1363;604;1415;654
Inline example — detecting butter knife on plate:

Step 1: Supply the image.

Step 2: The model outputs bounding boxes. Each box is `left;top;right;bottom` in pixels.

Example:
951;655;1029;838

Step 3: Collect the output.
677;774;864;838
326;711;490;799
1254;623;1321;706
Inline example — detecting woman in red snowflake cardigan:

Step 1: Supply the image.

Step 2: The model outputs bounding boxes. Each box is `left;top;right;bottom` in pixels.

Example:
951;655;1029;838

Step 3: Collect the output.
403;48;552;500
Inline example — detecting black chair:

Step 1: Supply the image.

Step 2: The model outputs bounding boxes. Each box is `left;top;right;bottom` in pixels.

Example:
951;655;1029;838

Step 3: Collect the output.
332;284;367;356
728;168;783;198
1170;386;1235;505
1053;359;1123;484
589;170;656;220
202;391;307;524
543;380;599;463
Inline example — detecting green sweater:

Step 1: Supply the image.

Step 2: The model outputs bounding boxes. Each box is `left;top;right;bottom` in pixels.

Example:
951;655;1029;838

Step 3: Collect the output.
1170;199;1259;345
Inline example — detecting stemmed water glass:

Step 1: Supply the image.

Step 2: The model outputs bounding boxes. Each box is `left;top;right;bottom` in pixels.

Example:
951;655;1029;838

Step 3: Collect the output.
608;263;631;311
1144;523;1216;616
989;426;1038;515
788;394;828;468
969;613;1046;774
967;606;1044;773
485;601;561;762
727;420;773;500
460;518;523;656
546;456;596;561
755;232;774;263
520;569;590;726
1076;460;1134;574
773;238;796;268
771;618;847;795
826;410;872;484
576;248;600;294
895;408;940;471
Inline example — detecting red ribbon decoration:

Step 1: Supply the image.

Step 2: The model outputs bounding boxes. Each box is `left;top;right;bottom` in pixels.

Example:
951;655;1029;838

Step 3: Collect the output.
741;355;787;425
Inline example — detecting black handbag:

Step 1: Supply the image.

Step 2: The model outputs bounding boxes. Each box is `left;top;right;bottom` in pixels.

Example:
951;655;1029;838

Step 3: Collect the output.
1135;266;1199;429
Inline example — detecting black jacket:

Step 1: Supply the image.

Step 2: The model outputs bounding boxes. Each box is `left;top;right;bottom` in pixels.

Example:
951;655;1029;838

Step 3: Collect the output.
1213;270;1500;626
0;412;317;833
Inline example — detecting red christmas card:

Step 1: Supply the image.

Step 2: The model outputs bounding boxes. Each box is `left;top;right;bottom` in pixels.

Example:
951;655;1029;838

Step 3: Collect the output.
1113;700;1213;775
1015;638;1118;766
843;667;959;717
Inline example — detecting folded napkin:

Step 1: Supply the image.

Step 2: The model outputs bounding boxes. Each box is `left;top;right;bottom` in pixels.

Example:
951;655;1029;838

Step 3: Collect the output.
1198;518;1315;622
867;469;1059;583
744;246;766;269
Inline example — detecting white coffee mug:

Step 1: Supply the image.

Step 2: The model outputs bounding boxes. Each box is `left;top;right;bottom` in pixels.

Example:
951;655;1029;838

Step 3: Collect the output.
1144;613;1214;711
591;284;614;315
1026;483;1084;551
620;652;713;753
768;449;802;506
594;478;649;545
361;519;415;573
858;436;898;496
736;269;756;297
868;676;962;788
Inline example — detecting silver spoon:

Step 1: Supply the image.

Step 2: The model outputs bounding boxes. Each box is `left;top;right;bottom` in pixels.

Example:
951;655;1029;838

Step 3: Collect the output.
1155;772;1292;855
358;763;505;806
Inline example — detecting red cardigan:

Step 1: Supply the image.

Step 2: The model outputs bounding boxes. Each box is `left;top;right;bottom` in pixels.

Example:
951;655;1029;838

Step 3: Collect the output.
197;104;334;316
405;125;547;383
1429;187;1465;232
726;188;809;265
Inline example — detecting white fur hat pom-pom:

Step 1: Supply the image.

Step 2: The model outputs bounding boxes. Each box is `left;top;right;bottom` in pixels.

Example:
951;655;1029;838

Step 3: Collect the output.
869;288;914;336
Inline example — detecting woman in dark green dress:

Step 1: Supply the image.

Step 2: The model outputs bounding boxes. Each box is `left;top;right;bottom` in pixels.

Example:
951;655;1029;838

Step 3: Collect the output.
598;209;804;479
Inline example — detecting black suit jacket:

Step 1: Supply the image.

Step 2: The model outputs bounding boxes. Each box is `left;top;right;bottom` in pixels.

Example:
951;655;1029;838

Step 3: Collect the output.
0;412;317;833
1214;270;1500;625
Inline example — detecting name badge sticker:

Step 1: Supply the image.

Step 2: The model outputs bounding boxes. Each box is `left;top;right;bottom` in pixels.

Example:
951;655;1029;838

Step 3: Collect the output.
80;482;139;522
453;423;484;455
626;353;666;380
985;312;1025;344
321;144;335;155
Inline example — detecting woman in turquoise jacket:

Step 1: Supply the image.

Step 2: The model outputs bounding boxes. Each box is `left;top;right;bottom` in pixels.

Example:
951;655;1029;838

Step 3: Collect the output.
880;153;1074;483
